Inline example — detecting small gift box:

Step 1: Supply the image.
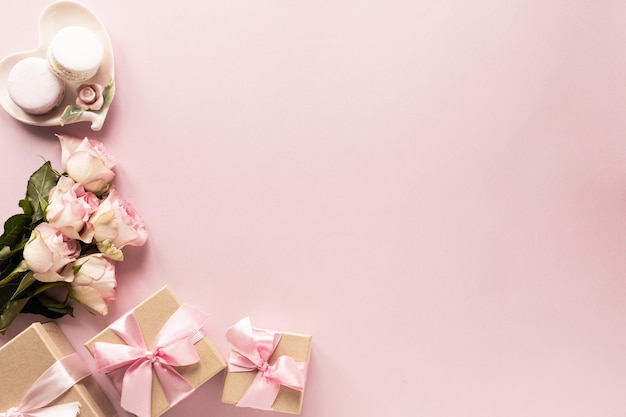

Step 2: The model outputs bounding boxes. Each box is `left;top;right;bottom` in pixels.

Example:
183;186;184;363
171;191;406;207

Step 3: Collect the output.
0;322;115;417
222;317;312;414
84;285;225;417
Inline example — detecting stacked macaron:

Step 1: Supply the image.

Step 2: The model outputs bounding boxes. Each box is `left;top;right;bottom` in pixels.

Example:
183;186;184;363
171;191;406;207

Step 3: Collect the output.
47;26;104;82
7;25;104;115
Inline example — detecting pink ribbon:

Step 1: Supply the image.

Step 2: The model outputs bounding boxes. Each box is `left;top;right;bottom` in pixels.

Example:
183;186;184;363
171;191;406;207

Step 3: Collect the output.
92;303;209;417
226;317;307;410
1;353;90;417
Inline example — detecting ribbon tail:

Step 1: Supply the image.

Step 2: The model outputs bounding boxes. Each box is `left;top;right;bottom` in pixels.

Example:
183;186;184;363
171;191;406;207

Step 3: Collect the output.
120;360;153;417
236;372;281;410
21;402;82;417
18;354;90;412
153;363;195;408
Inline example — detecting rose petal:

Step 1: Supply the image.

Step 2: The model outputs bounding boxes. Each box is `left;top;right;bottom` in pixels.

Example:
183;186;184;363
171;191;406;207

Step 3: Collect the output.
22;232;54;273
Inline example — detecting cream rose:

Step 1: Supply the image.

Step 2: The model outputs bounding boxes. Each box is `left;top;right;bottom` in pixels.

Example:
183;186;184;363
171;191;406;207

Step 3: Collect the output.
58;135;116;194
23;223;81;282
64;254;116;315
46;176;99;242
90;188;148;260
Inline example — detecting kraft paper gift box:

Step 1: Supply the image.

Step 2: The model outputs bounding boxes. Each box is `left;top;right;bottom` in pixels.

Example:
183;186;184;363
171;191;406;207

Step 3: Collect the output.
222;317;312;414
0;322;115;417
84;285;225;417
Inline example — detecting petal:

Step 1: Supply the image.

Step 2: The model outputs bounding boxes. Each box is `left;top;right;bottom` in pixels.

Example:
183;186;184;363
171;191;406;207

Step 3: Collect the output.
65;152;115;193
34;269;71;283
57;135;84;168
72;285;108;315
23;233;54;273
92;209;119;243
80;222;95;243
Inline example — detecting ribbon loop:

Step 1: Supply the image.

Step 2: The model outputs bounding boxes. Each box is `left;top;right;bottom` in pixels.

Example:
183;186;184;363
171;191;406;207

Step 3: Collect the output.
92;303;209;417
226;317;307;410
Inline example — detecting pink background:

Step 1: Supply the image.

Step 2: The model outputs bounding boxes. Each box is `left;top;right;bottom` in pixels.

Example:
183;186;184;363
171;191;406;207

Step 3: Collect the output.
1;1;626;415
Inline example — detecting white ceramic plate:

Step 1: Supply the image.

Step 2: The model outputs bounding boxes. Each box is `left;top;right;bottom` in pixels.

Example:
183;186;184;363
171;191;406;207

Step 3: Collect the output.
0;1;115;131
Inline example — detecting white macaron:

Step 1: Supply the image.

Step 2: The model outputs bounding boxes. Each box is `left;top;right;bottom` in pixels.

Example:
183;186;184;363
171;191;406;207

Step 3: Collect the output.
8;57;66;115
47;26;104;82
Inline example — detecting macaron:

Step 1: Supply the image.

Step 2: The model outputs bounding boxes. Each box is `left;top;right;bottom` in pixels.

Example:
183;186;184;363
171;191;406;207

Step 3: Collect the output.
47;26;104;82
7;57;65;115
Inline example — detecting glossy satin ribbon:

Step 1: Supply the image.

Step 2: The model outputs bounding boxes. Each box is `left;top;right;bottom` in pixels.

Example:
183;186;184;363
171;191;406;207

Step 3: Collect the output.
226;317;307;410
1;353;90;417
92;303;209;417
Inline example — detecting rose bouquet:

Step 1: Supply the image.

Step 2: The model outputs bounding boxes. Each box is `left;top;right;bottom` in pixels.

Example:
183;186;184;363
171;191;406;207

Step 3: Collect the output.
0;135;147;333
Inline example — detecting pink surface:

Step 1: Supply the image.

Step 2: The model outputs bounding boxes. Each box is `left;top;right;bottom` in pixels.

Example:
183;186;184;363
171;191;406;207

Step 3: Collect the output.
1;1;626;415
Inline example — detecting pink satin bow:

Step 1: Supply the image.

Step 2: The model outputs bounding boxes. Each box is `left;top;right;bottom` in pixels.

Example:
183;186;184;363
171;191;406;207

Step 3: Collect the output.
226;317;307;410
92;303;209;417
1;353;90;417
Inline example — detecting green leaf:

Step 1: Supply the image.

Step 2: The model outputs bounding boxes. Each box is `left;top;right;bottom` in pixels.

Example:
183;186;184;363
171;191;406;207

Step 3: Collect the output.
101;78;116;110
0;281;18;312
0;260;28;286
10;270;35;300
0;213;30;247
22;293;72;318
31;281;67;297
26;161;59;224
60;105;84;125
0;246;10;262
0;298;29;334
19;198;33;216
0;240;26;268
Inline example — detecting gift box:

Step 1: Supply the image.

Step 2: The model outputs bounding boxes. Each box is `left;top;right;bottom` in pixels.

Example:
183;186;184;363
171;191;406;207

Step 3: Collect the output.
84;285;225;417
0;322;115;417
222;317;312;414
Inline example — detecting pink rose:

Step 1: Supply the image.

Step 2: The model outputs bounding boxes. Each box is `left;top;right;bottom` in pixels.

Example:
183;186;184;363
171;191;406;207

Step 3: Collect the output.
58;135;116;194
64;254;116;315
75;83;104;111
46;176;99;242
23;223;81;282
90;188;148;260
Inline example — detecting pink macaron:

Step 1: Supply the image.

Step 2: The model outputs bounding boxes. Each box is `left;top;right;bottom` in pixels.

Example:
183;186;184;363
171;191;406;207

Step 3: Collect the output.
8;57;65;115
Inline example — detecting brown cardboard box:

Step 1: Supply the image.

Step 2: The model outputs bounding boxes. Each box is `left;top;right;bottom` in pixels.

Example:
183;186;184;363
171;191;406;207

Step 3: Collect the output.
0;322;116;417
84;285;225;417
222;330;312;414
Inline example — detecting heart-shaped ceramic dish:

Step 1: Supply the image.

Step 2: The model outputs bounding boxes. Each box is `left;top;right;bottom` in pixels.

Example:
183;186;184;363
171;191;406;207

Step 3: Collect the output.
0;1;115;131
